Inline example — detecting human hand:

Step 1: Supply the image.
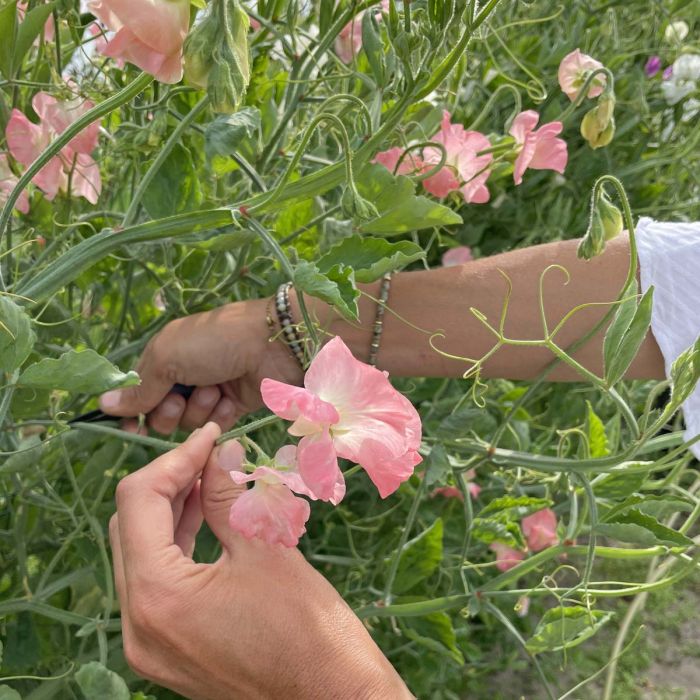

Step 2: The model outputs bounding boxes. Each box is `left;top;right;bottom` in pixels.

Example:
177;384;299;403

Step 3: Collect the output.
110;422;412;700
98;299;305;434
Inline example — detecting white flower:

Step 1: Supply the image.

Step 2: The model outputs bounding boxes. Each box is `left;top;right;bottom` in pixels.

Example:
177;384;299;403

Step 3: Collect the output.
673;54;700;82
664;20;689;44
661;77;696;105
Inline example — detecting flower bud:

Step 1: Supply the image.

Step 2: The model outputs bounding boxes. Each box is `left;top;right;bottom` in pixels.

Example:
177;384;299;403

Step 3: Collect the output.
340;185;379;222
597;192;623;241
580;107;615;149
184;0;251;114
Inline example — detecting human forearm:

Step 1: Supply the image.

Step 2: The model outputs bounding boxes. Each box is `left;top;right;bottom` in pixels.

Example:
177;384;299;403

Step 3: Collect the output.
297;234;664;381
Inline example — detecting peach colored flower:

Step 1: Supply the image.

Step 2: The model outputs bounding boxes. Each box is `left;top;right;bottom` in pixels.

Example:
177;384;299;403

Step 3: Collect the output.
422;111;492;203
5;92;101;203
227;445;314;547
490;542;525;572
373;147;425;176
261;337;422;502
522;508;558;552
509;110;567;185
0;154;30;214
88;0;190;83
442;246;473;267
558;49;606;101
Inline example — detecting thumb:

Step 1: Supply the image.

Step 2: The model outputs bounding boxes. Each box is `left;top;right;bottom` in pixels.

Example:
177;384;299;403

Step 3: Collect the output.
99;353;174;417
200;439;246;548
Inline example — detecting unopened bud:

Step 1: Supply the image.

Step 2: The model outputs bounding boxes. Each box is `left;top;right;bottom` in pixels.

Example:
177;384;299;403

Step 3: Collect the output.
184;0;251;113
597;192;623;241
580;107;615;149
578;188;623;259
341;185;379;222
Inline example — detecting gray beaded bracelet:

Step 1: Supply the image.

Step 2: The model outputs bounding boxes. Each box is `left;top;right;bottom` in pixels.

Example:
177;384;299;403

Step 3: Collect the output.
369;272;392;367
273;282;306;368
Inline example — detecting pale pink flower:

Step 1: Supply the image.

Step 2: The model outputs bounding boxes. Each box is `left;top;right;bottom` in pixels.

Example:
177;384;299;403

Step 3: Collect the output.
509;110;567;185
490;542;525;572
522;508;558;552
249;16;261;32
373;147;425;176
261;337;422;502
5;92;101;203
228;445;314;548
335;1;389;64
442;246;473;267
558;49;607;101
0;154;30;214
516;595;531;618
88;0;190;83
422;111;492;203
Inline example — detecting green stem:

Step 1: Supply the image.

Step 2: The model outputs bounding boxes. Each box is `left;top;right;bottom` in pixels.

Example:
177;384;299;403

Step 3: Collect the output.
122;96;209;227
216;414;281;443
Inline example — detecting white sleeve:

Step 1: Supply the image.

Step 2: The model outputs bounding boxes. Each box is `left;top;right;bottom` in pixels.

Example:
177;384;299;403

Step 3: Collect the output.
636;216;700;458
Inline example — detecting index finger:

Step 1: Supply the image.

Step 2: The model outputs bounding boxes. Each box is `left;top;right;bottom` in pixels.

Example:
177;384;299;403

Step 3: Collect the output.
116;422;221;580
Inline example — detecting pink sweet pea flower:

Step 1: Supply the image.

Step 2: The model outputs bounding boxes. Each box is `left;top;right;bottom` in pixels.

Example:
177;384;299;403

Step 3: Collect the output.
442;246;473;267
522;508;558;552
5;92;101;203
422;111;492;204
88;0;190;83
509;110;568;185
373;147;425;176
227;445;314;548
0;154;30;214
261;337;422;502
558;49;607;101
490;542;525;572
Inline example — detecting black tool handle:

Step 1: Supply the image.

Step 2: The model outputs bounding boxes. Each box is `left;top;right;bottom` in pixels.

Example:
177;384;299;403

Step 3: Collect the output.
68;384;195;424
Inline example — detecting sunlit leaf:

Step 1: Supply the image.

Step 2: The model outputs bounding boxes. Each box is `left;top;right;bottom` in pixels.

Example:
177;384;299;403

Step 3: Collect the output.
526;607;613;654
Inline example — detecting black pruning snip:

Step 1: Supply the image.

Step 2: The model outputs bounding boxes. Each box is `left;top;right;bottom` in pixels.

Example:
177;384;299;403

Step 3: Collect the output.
68;383;195;424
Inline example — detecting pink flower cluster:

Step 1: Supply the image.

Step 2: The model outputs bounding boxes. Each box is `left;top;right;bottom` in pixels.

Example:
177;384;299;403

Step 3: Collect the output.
373;109;567;202
490;508;559;572
5;92;101;204
222;337;422;547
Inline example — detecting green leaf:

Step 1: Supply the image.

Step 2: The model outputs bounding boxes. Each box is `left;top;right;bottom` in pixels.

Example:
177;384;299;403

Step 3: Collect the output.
0;1;17;78
586;401;609;458
424;443;451;486
389;518;443;594
355;163;462;235
316;235;425;283
596;508;693;547
435;406;498;440
142;143;202;220
75;661;130;700
0;686;22;700
478;496;553;521
470;518;524;548
14;1;55;69
604;286;653;386
362;10;386;86
526;607;613;654
593;470;647;499
205;107;260;158
293;261;359;320
404;612;464;665
0;295;35;372
670;336;700;407
18;349;140;394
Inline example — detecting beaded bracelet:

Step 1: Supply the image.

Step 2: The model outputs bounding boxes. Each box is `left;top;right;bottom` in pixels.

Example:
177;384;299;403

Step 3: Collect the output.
268;282;306;369
368;272;392;367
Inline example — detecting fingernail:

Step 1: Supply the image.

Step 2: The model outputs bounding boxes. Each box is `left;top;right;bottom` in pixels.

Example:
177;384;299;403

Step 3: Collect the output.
217;398;235;417
217;439;245;471
196;387;219;407
100;390;120;410
162;400;181;418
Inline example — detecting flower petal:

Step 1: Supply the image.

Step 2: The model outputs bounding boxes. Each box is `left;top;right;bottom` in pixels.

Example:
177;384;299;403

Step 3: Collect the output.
228;481;310;547
297;430;345;504
261;378;340;426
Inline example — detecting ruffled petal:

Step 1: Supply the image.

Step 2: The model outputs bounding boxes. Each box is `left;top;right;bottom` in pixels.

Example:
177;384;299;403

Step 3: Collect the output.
261;378;340;426
522;508;558;552
297;431;345;504
228;481;310;547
